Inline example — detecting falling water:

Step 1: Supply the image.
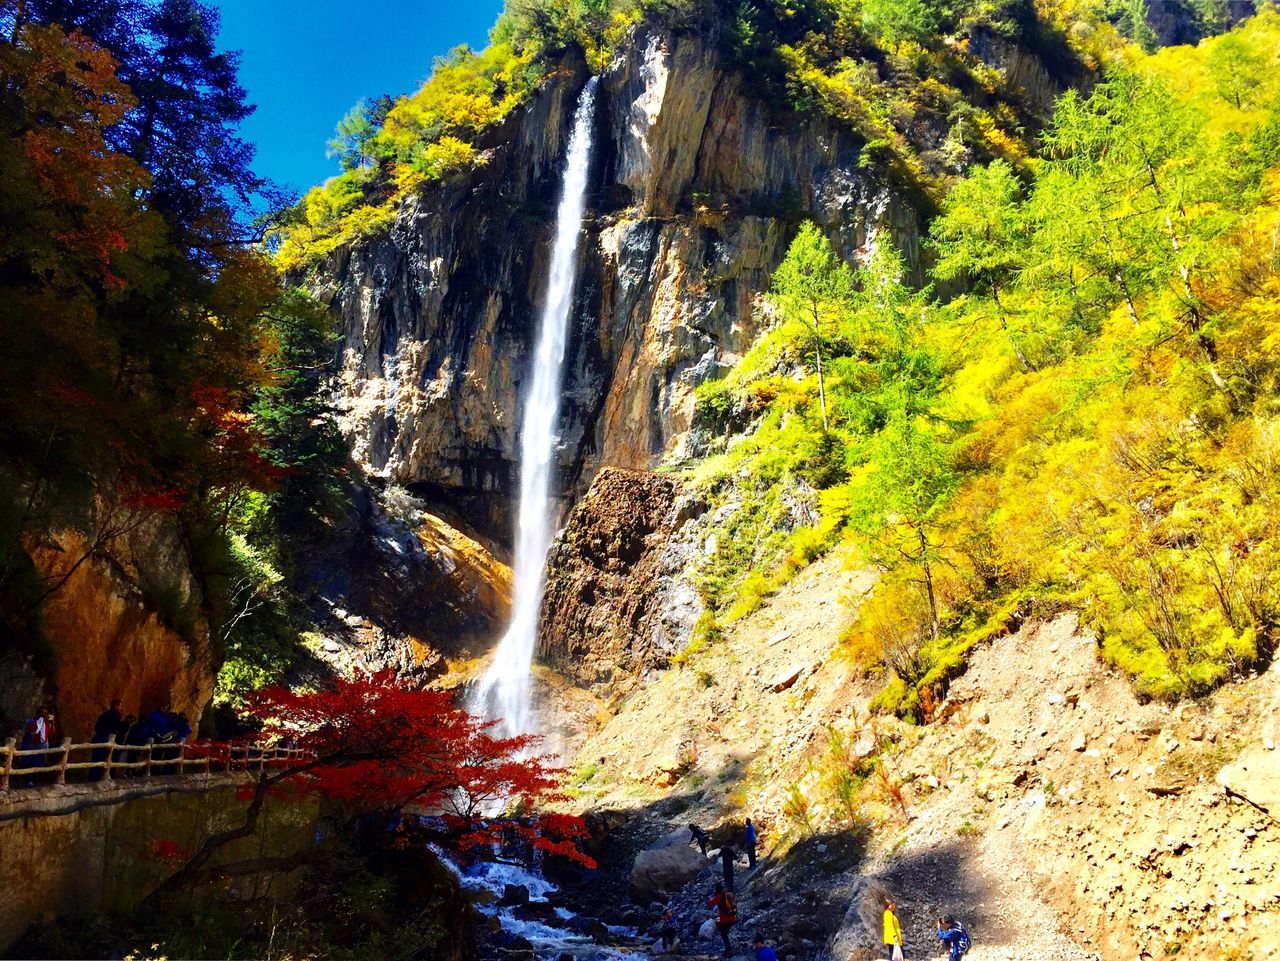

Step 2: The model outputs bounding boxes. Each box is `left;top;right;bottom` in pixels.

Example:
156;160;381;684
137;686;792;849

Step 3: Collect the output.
473;78;599;739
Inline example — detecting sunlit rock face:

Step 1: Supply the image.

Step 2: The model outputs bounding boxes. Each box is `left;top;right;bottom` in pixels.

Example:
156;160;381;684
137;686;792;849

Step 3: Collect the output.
537;468;704;696
311;25;918;544
13;518;214;740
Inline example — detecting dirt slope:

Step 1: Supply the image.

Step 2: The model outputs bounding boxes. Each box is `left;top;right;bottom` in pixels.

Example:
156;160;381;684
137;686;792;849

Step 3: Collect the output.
563;546;1280;961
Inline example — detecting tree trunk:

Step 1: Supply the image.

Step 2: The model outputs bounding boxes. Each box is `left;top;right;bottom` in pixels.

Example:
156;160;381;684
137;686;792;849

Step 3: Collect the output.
814;340;828;433
810;301;829;432
991;286;1033;373
1115;269;1142;327
1144;164;1226;388
919;528;939;641
11;1;28;44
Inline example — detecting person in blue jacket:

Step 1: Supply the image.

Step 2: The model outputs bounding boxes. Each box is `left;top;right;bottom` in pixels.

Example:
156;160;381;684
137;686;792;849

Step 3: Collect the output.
753;933;778;961
937;915;970;958
744;817;758;868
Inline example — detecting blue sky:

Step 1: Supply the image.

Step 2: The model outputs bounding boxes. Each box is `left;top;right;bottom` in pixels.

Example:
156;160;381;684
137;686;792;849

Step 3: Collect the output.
216;0;504;195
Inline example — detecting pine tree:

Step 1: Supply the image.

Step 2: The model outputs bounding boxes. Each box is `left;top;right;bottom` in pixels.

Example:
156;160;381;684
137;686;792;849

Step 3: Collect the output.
930;160;1036;372
769;222;855;432
849;402;957;641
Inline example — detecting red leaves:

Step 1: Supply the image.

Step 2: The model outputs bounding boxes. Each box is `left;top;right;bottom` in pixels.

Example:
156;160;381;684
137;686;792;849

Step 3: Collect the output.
143;838;188;864
120;484;188;514
6;25;157;291
242;671;593;866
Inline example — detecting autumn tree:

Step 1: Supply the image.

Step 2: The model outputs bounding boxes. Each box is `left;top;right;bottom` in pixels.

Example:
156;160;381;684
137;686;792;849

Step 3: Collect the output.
1207;30;1266;109
169;670;592;889
930;159;1034;372
850;403;958;641
769;222;855;432
0;7;333;691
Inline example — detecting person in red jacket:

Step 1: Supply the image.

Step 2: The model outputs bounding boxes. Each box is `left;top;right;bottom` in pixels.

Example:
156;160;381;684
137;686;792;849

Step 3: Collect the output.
707;882;738;957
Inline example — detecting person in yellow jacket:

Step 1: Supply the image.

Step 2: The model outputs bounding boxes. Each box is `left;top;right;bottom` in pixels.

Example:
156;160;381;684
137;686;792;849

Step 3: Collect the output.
882;895;905;960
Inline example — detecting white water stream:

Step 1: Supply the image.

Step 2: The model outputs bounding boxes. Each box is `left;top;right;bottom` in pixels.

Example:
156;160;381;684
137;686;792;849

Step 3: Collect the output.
472;78;599;739
434;849;637;960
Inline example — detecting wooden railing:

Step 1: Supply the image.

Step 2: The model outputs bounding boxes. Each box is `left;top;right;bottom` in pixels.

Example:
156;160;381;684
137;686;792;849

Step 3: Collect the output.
0;736;310;792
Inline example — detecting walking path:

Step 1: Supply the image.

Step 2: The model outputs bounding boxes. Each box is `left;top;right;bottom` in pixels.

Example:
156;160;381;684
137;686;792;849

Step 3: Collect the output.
0;739;309;821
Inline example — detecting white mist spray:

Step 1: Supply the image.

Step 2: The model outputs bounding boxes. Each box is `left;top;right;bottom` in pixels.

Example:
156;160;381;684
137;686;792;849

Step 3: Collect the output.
473;78;599;739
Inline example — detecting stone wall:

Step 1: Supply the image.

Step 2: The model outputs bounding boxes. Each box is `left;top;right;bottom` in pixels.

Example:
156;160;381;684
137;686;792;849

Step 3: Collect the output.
0;784;317;951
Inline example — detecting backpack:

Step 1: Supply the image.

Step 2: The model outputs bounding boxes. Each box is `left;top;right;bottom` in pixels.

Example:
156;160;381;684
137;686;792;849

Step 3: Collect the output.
957;923;972;955
722;893;738;924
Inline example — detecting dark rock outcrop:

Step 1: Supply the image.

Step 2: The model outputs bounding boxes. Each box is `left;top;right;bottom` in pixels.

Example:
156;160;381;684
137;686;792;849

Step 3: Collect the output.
1144;0;1255;46
296;482;511;676
537;468;702;693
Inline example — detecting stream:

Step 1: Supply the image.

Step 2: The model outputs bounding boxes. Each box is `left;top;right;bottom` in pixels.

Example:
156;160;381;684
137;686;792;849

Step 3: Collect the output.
434;846;651;960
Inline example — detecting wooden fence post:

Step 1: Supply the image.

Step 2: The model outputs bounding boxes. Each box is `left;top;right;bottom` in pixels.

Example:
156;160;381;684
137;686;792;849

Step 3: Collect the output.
56;737;71;785
144;739;154;779
176;741;185;776
1;737;13;792
103;734;116;781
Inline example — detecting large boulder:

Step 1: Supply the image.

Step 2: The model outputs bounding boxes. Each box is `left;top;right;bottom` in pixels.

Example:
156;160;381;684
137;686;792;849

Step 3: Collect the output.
538;469;705;696
827;878;894;961
566;916;611;940
630;830;707;901
499;883;530;906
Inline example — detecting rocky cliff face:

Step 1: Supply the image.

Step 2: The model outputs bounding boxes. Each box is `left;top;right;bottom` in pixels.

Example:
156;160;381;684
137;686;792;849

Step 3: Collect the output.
1;517;214;741
310;25;919;543
1144;0;1256;45
537;468;702;695
296;483;511;679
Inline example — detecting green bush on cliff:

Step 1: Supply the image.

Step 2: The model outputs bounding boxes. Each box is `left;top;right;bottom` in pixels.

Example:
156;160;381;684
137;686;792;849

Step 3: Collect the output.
273;41;544;271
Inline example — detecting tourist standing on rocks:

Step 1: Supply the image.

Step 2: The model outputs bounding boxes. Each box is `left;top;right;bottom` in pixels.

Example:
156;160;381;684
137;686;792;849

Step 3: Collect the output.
720;842;742;892
882;896;905;960
660;908;678;952
707;882;738;957
745;817;758;868
91;698;123;780
936;915;970;958
753;933;778;961
689;823;710;857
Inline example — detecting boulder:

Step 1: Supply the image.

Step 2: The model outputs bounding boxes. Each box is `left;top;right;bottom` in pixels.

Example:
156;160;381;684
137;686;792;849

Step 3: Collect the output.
630;830;708;901
765;663;810;692
499;883;530;906
647;740;687;786
566;916;611;940
1219;743;1280;821
827;877;894;960
514;901;557;921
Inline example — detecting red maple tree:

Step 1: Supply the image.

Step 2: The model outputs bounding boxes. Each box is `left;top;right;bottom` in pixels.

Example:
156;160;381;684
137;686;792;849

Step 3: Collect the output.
168;670;593;888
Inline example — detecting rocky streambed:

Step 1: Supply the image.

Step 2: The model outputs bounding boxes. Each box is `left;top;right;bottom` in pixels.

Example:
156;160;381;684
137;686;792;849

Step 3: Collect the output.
441;851;652;960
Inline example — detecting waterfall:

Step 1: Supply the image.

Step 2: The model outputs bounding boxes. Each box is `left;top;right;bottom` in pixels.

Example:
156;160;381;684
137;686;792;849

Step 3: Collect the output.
473;78;599;739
